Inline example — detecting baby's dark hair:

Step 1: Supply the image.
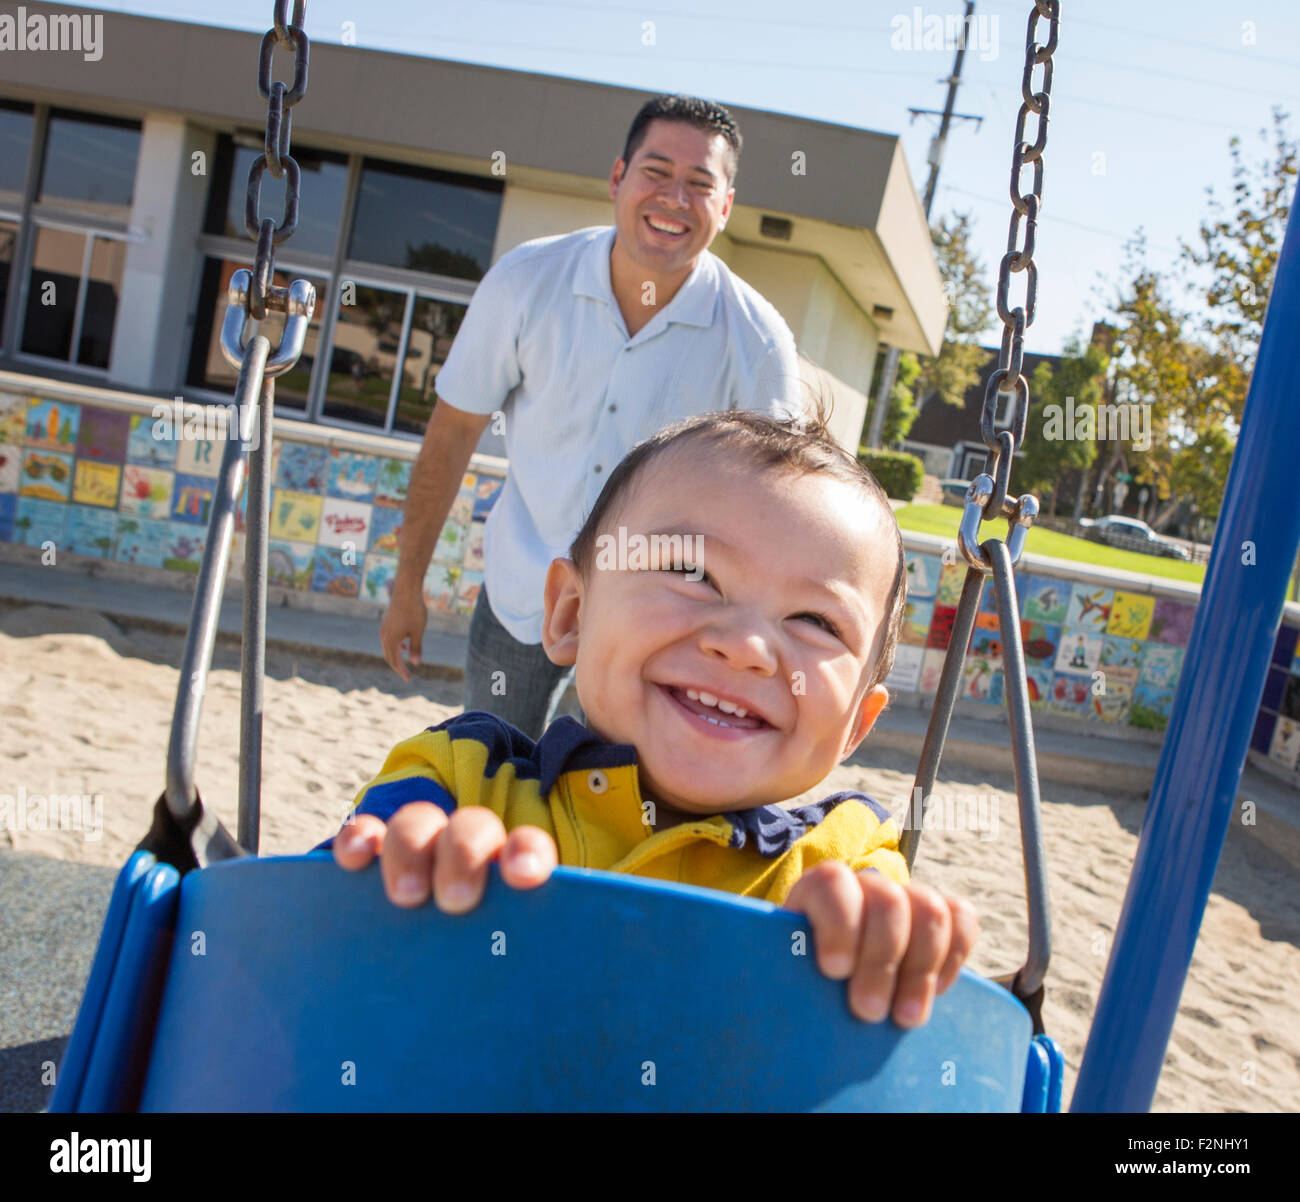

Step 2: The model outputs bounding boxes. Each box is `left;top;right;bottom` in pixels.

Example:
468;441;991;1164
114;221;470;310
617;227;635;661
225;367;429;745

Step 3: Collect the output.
567;403;908;690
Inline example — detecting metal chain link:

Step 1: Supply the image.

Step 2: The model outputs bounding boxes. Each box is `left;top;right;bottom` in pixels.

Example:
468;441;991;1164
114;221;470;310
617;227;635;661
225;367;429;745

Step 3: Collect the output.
958;0;1058;571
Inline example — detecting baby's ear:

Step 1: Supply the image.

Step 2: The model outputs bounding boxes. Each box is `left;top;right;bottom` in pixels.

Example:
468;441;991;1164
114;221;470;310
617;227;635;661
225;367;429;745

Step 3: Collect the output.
542;557;583;666
841;684;889;761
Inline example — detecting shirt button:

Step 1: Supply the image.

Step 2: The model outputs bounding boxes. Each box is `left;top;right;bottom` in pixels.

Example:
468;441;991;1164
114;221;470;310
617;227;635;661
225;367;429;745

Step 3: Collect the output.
587;770;609;794
608;403;617;412
594;464;602;473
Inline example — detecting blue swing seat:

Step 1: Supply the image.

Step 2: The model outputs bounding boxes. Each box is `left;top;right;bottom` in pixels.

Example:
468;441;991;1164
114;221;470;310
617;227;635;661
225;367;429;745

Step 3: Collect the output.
52;849;1063;1112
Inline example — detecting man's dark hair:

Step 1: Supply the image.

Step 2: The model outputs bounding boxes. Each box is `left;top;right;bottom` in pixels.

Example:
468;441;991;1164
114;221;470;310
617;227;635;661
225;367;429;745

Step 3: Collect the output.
622;94;742;187
568;404;908;691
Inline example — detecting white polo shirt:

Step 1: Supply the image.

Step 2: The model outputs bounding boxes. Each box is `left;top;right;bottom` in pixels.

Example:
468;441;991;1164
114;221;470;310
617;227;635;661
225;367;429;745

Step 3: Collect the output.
434;225;803;644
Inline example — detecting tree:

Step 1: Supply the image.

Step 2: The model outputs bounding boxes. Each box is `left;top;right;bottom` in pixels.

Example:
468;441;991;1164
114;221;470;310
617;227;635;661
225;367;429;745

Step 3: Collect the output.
910;212;994;413
882;351;921;446
1013;337;1107;515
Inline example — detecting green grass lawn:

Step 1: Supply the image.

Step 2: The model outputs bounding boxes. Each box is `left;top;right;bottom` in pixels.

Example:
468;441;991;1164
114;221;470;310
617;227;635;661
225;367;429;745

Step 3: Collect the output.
895;504;1207;585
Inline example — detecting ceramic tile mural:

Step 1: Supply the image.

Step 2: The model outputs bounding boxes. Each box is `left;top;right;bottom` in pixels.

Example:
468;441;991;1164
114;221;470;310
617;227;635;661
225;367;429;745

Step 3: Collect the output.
4;392;1298;761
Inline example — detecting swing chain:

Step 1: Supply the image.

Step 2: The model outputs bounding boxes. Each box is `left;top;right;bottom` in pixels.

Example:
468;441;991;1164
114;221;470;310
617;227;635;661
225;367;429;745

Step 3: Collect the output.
961;0;1058;572
243;0;311;321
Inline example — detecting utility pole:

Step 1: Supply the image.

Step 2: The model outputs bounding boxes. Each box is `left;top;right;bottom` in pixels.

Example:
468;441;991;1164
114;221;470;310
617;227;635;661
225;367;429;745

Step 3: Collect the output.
865;0;982;449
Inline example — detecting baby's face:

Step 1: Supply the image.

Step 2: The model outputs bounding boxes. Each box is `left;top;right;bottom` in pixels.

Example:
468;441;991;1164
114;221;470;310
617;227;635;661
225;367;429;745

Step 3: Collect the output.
542;445;898;812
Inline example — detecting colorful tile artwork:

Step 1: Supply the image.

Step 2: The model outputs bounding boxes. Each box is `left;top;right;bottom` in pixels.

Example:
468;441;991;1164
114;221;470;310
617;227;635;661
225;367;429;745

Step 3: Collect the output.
171;473;215;525
318;498;371;552
175;436;223;479
368;505;403;554
884;644;924;693
1107;591;1155;640
126;414;178;467
13;496;66;546
901;596;934;647
463;520;486;573
0;493;13;542
119;466;173;519
1148;597;1196;647
362;553;399;606
19;449;73;501
63;505;118;558
473;475;503;519
1062;585;1113;634
114;517;172;568
276;442;328;493
423;562;460;610
0;443;19;493
72;460;121;508
326;450;378;502
1268;717;1300;770
269;490;323;542
25;399;80;451
1021;575;1070;625
311;547;363;599
904;552;942;600
164;522;206;572
75;407;131;463
0;393;29;443
455;569;484;616
374;457;411;508
266;540;316;591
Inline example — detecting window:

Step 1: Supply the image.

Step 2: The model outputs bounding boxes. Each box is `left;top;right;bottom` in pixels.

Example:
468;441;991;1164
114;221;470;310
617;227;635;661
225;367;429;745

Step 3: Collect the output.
348;160;501;280
394;297;465;435
187;256;329;413
0;221;17;336
0;101;35;210
994;388;1016;428
38;111;141;221
203;136;348;260
21;226;127;368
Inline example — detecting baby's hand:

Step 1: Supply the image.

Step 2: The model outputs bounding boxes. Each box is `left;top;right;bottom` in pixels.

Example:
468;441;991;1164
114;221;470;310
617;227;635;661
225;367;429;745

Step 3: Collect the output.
332;804;557;911
784;864;978;1028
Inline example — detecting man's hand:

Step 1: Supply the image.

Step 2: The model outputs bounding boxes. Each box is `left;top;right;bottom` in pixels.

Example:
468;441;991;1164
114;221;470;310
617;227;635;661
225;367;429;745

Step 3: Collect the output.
380;582;430;682
333;804;558;910
784;864;978;1028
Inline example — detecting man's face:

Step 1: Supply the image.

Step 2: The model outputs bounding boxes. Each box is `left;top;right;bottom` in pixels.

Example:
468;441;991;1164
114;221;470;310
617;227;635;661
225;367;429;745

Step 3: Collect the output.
542;446;897;812
609;119;735;278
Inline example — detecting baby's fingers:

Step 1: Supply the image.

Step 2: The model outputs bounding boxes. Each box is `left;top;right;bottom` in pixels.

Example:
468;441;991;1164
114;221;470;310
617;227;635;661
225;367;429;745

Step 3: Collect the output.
846;872;911;1023
882;882;952;1029
935;897;980;994
498;825;558;891
783;861;865;980
332;813;388;871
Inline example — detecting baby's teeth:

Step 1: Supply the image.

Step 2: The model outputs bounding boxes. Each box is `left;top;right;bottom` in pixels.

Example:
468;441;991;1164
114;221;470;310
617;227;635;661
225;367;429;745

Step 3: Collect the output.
700;691;719;707
687;688;700;701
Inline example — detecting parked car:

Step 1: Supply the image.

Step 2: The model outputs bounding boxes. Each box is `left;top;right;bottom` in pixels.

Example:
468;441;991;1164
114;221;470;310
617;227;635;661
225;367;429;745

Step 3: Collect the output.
1077;515;1192;561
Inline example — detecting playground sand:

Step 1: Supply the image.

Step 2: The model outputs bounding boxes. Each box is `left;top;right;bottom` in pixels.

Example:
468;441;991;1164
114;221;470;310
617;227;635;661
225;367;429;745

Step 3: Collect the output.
2;603;1297;1114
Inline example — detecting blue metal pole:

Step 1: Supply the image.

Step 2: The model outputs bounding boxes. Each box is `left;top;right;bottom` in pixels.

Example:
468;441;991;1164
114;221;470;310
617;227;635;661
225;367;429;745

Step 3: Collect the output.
1071;189;1300;1111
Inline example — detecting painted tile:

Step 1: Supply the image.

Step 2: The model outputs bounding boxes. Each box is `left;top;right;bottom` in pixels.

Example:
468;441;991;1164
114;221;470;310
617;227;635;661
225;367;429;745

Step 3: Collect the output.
1047;670;1093;718
174;436;223;479
1021;621;1061;667
1100;635;1143;672
269;490;323;542
13;496;67;547
114;516;172;567
326;450;379;502
75;407;130;463
1055;632;1102;674
374;457;411;508
0;493;13;541
961;656;1002;704
927;604;958;651
25;398;80;451
164;522;206;572
463;519;485;573
362;552;399;606
969;623;1004;661
1138;643;1184;693
1021;575;1070;625
901;596;934;647
0;392;29;443
1147;597;1196;647
311;548;363;599
119;465;174;520
1088;676;1135;726
126;413;178;467
454;569;484;616
1107;591;1155;639
19;449;73;500
0;443;20;493
919;647;948;694
171;473;215;526
1267;717;1300;770
368;505;403;555
473;474;504;519
276;442;328;493
433;518;468;566
884;644;924;693
63;505;118;558
904;552;942;600
72;460;121;508
318;497;372;552
1025;664;1052;710
977;577;999;616
935;561;966;607
423;561;460;611
1131;680;1175;731
1062;585;1114;634
266;540;316;590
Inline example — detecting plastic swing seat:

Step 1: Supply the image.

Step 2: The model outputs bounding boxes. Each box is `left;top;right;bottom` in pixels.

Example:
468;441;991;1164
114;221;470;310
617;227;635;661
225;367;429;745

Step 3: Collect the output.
52;848;1063;1113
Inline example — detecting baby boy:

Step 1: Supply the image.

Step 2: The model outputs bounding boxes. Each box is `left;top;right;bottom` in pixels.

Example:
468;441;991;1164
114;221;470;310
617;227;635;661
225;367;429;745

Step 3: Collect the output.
325;409;977;1028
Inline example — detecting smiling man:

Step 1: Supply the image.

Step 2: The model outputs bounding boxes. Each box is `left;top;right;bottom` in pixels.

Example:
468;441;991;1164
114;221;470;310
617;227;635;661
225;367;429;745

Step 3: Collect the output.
381;94;805;738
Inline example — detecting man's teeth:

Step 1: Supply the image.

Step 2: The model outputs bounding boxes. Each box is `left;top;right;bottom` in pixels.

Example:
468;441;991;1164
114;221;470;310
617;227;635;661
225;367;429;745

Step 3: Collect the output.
647;217;686;233
685;687;747;718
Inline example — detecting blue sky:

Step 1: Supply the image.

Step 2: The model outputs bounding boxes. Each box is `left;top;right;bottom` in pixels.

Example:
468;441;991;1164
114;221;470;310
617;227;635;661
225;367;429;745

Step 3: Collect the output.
70;1;1300;355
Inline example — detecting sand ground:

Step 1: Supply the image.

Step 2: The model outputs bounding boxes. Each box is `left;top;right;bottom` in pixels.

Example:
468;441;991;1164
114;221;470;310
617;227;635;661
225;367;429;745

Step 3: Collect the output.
2;603;1297;1112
